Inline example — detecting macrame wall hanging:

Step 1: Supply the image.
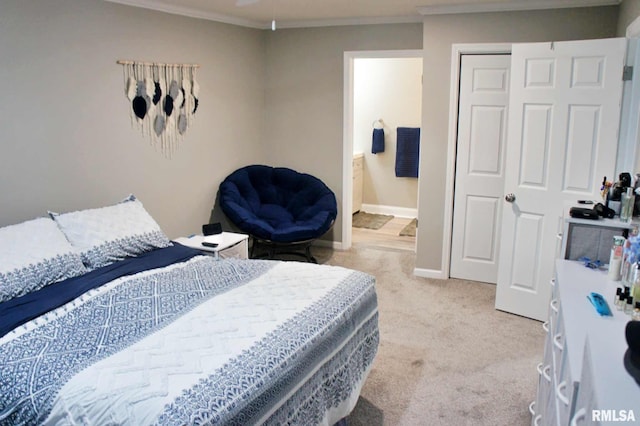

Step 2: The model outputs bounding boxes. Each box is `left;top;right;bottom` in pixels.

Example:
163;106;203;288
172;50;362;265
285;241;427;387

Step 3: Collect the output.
118;60;200;157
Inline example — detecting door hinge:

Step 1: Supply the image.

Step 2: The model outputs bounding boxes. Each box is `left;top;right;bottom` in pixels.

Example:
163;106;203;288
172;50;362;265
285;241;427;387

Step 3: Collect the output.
623;65;633;81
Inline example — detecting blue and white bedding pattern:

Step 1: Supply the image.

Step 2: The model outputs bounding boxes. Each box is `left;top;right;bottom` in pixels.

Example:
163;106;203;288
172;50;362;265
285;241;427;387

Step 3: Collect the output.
49;195;172;270
0;217;88;303
0;251;378;425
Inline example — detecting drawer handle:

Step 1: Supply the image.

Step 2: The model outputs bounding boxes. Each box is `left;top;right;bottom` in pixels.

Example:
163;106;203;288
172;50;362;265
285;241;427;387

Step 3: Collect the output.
528;401;536;416
553;333;563;351
570;407;586;426
556;381;570;406
550;298;559;313
542;364;551;382
542;321;550;333
534;414;542;426
536;362;543;376
550;278;556;287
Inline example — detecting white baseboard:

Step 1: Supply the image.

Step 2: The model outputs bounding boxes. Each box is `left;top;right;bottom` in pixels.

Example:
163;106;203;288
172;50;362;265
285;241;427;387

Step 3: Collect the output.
413;267;448;279
360;203;418;218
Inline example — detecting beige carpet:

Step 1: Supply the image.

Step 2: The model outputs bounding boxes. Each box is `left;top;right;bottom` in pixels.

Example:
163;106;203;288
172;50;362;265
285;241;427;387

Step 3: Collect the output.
312;245;544;426
353;211;394;230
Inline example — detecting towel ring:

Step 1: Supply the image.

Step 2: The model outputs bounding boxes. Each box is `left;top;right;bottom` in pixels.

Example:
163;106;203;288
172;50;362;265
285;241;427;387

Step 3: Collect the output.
372;118;384;129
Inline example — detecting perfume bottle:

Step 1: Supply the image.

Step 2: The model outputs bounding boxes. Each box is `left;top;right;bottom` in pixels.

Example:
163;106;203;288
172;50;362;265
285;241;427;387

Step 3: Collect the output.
621;187;635;222
619;287;629;311
626;295;635;314
609;236;625;281
633;267;640;305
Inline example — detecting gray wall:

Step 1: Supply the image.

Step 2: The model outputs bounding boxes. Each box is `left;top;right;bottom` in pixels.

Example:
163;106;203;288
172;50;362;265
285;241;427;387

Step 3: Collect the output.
263;24;424;242
0;3;423;243
417;6;619;272
0;0;630;268
0;0;266;238
619;0;640;36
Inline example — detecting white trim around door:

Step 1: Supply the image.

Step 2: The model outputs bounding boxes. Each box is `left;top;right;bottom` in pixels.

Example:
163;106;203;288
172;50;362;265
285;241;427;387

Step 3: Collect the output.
342;49;424;251
441;43;512;279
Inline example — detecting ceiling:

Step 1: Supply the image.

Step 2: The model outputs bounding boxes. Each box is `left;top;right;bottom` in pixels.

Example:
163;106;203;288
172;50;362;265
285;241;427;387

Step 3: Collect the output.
105;0;621;29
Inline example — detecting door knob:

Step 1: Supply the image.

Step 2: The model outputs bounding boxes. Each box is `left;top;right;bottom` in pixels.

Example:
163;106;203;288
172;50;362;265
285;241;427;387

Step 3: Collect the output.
505;193;516;203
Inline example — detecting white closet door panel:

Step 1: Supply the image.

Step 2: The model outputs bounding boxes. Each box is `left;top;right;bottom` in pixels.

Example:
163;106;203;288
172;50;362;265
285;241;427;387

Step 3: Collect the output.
450;54;510;283
495;38;626;321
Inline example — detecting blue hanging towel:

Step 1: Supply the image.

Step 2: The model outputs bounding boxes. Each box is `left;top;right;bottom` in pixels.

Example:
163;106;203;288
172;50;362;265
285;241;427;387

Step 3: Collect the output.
372;128;385;154
395;127;420;178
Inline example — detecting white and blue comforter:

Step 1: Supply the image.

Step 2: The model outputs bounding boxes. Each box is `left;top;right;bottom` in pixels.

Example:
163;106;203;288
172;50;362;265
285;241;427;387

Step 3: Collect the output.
0;246;378;425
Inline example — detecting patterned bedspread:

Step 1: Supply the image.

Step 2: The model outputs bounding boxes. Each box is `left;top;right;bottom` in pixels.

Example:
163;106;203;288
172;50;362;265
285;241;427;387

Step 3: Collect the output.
0;255;378;425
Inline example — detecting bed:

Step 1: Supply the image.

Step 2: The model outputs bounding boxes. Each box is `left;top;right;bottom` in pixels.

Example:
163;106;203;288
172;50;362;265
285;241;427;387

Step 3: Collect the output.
0;196;379;425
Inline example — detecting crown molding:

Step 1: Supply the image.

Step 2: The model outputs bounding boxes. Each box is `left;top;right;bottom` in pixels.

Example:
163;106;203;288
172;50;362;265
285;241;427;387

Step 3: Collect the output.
105;0;423;30
104;0;265;29
277;15;423;29
105;0;621;29
418;0;621;15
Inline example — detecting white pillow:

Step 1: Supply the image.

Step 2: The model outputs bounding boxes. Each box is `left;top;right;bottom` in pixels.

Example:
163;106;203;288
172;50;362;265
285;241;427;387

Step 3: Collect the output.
0;217;88;303
50;195;172;269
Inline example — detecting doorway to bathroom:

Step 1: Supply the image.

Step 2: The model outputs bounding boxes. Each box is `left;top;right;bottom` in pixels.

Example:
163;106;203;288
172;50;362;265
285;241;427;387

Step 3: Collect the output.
343;50;423;252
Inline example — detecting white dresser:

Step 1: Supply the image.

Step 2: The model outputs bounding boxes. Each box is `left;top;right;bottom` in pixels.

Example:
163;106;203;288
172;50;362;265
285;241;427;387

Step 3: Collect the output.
530;260;639;425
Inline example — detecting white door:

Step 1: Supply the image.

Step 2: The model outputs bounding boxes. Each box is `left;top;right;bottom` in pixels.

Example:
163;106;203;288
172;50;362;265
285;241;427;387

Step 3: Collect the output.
450;54;511;283
495;38;626;321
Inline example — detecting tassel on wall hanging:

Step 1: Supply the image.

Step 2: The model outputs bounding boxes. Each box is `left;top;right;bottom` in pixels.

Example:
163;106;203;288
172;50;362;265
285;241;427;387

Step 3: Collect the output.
118;60;200;157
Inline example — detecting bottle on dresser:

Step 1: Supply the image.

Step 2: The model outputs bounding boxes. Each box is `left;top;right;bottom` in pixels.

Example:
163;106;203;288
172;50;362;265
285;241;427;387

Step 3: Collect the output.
610;235;625;281
633;267;640;303
621;187;636;222
623;262;640;316
621;227;639;290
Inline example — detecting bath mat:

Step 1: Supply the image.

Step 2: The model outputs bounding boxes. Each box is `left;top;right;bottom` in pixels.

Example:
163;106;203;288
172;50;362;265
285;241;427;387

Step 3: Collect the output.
353;211;394;230
399;218;417;237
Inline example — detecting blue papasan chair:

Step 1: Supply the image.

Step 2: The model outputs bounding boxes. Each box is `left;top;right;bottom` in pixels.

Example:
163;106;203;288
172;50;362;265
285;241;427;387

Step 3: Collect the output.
219;165;338;263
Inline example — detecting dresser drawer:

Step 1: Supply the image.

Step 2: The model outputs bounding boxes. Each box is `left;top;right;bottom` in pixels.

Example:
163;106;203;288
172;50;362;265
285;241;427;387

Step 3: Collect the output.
571;344;596;426
554;375;578;426
532;260;640;426
549;294;564;382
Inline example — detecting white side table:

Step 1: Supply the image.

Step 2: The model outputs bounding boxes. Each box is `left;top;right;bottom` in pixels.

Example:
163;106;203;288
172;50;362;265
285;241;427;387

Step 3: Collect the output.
174;232;249;260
